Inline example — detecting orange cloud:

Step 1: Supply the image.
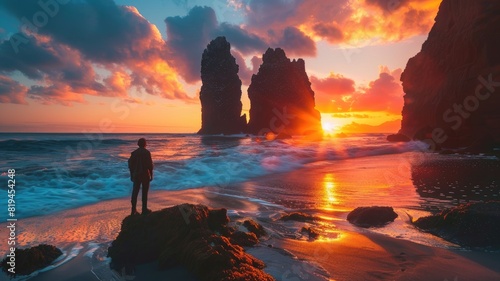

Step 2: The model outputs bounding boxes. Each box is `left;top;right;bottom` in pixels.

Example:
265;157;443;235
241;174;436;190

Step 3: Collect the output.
313;66;404;114
242;0;441;46
353;67;404;113
311;73;356;112
0;1;192;106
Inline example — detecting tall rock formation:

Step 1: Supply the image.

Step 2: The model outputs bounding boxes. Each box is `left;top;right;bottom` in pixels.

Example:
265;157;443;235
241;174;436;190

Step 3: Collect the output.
198;37;246;135
247;48;322;135
399;0;500;149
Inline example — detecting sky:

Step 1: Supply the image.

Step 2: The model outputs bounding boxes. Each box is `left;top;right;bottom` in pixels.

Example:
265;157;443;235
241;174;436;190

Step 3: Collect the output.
0;0;442;133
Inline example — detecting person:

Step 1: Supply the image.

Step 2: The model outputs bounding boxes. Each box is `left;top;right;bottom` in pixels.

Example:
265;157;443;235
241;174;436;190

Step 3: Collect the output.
128;138;153;215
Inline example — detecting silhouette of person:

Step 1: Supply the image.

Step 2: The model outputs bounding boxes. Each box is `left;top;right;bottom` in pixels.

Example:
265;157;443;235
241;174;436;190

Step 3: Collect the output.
128;138;153;215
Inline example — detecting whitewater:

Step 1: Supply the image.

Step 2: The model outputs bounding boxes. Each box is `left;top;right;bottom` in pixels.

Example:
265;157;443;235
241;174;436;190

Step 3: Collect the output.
0;133;421;220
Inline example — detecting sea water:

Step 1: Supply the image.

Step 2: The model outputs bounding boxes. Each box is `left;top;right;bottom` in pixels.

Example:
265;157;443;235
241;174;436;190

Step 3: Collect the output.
0;132;423;220
2;133;500;280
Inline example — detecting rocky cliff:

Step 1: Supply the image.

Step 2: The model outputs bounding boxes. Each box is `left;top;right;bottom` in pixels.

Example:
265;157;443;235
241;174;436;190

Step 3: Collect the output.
399;0;500;150
247;48;322;135
198;37;247;135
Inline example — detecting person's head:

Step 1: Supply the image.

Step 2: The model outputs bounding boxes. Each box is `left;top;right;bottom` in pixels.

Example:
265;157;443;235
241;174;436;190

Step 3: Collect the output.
137;138;147;148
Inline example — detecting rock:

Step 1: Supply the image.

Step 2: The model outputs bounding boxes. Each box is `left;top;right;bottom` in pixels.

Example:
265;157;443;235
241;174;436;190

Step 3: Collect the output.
108;204;274;281
300;227;320;240
1;244;62;276
387;133;410;143
247;48;322;136
208;207;230;233
279;212;317;222
198;36;247;135
414;201;500;249
399;0;500;151
347;206;398;228
243;219;267;238
230;231;259;247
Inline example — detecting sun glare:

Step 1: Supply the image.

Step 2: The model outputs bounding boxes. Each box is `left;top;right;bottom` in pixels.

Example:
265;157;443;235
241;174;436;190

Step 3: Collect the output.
322;120;338;135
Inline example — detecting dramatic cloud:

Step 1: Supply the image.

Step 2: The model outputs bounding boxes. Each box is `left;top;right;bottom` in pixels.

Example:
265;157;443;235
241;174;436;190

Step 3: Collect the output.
0;0;190;105
313;66;404;114
273;27;316;57
311;73;356;112
165;6;219;84
0;0;440;106
165;6;315;85
217;23;268;55
240;0;440;45
0;75;28;104
311;73;356;96
354;67;404;113
365;0;410;12
312;22;344;44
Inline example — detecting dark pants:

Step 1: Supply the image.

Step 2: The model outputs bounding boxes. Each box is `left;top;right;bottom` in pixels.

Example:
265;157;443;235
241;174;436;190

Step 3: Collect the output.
131;177;150;211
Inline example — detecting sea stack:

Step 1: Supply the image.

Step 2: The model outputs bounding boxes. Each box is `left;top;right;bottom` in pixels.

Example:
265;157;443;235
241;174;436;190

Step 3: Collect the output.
198;36;247;135
247;48;322;135
398;0;500;150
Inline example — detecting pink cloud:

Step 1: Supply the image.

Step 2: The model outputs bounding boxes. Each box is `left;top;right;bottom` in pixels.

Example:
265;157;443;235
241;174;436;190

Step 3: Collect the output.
0;75;28;104
313;66;404;114
353;67;404;113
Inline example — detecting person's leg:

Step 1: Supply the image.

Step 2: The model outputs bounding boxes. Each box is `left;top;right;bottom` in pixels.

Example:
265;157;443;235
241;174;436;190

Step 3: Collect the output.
131;180;141;215
141;177;151;213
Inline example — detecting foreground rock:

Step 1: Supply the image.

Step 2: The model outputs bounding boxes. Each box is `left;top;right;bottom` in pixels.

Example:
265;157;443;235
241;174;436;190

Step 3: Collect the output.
247;48;322;136
279;212;317;222
108;204;274;281
347;206;398;228
398;0;500;150
387;133;410;143
198;37;247;135
300;227;320;240
243;219;267;238
1;244;62;276
414;201;500;249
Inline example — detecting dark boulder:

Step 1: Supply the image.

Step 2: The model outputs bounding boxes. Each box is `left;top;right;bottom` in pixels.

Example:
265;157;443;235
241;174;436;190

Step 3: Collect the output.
387;133;410;143
414;201;500;249
243;219;267;238
398;0;500;150
1;244;62;276
279;212;317;222
347;206;398;228
230;231;259;247
107;204;274;281
300;227;320;240
247;48;322;136
198;36;247;135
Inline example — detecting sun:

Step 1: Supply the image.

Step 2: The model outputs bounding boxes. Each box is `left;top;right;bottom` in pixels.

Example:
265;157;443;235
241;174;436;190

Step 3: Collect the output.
322;121;337;134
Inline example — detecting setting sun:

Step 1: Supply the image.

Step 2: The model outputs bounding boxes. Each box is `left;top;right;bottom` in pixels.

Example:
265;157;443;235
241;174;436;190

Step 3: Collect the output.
322;121;336;134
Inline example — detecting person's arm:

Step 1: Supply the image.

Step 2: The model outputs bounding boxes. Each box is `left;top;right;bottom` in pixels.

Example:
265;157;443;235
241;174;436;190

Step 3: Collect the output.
128;152;135;181
148;151;153;181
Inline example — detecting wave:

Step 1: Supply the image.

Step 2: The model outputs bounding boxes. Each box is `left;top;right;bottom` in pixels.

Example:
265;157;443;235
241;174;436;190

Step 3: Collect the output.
0;133;422;220
0;139;130;153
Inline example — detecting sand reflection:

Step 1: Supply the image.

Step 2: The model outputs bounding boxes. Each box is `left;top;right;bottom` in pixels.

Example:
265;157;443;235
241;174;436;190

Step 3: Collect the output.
322;173;340;211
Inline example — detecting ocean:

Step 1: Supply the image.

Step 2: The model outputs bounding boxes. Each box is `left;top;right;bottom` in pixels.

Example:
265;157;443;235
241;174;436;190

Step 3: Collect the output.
2;133;500;280
0;132;425;220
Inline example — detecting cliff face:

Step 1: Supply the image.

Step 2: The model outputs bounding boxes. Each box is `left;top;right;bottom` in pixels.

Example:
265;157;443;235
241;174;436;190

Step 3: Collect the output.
400;0;500;149
198;37;246;135
247;48;321;135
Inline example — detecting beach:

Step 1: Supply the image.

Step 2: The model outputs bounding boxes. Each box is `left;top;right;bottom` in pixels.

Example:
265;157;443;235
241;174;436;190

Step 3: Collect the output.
1;151;499;281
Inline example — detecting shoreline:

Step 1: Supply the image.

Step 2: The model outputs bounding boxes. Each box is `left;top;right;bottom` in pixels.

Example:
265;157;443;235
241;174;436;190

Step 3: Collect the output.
1;153;499;280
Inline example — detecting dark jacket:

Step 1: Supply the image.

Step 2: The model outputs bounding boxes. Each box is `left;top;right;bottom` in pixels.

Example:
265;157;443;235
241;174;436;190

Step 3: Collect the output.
128;147;153;182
